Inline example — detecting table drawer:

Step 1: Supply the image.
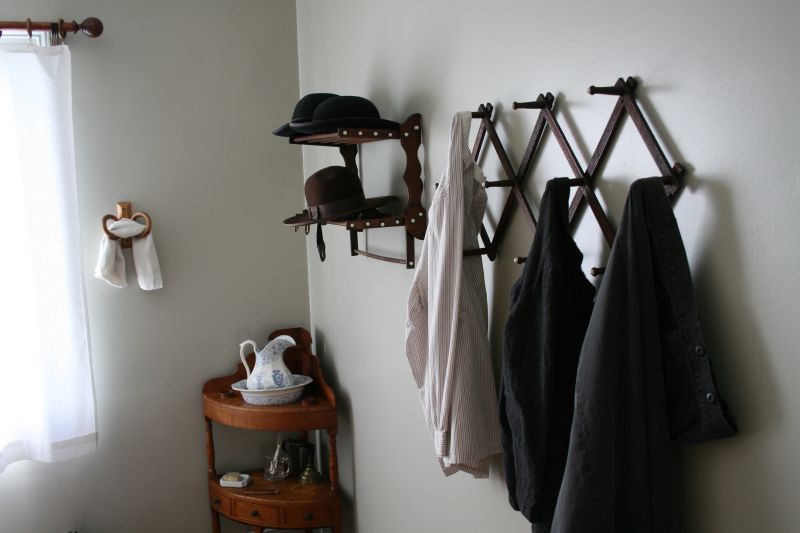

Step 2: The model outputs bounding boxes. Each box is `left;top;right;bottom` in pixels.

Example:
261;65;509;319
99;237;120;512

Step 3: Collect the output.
285;505;332;528
232;500;280;525
209;486;231;515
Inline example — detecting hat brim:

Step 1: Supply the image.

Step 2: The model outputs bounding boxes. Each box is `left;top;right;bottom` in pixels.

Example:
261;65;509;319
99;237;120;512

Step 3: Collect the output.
272;123;296;137
283;195;396;227
290;117;400;135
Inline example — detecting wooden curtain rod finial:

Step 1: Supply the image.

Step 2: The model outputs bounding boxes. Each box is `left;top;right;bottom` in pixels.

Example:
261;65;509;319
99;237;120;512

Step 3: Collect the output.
79;17;103;38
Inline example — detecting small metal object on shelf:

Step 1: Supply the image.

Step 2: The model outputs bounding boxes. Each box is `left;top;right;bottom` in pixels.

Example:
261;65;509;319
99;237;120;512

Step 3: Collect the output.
299;463;323;484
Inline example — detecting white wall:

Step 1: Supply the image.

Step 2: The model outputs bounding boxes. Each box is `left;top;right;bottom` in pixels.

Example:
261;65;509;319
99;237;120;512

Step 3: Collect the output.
1;1;798;532
296;0;800;532
0;1;306;532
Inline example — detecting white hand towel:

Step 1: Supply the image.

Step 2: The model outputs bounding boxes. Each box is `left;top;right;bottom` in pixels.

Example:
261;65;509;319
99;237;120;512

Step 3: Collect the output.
94;218;163;290
131;226;162;291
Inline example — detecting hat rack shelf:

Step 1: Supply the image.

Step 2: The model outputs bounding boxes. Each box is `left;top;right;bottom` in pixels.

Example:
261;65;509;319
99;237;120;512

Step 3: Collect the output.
289;113;425;268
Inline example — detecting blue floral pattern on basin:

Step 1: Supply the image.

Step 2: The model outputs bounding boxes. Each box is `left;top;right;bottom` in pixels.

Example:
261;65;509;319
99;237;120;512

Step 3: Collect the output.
231;375;313;406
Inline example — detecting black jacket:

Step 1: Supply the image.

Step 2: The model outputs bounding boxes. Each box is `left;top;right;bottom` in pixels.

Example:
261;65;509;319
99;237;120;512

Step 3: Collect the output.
551;178;737;533
500;178;596;531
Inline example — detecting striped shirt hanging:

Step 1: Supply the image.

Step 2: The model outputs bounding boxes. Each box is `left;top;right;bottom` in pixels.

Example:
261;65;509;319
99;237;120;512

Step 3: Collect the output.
405;111;502;478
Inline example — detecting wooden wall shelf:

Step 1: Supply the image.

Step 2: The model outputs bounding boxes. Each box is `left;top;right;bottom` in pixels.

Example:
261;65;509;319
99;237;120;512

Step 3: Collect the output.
289;113;426;268
290;126;405;146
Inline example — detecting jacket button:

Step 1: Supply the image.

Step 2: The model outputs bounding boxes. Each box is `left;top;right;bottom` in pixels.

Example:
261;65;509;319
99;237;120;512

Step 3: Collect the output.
695;345;706;356
706;392;716;403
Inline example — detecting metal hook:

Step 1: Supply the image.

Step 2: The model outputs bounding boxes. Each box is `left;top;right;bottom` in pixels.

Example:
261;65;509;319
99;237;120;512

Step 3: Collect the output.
26;18;32;41
58;19;66;41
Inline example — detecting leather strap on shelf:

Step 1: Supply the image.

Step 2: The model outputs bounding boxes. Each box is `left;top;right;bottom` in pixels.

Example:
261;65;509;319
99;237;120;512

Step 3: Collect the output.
316;223;326;262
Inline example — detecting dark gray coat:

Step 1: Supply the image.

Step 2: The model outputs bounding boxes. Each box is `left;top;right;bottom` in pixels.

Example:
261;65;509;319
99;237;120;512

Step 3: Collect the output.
551;178;737;533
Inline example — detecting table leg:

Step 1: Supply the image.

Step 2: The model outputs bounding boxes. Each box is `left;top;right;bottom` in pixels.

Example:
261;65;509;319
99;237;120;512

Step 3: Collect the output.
206;417;220;532
205;417;217;480
326;427;338;492
210;508;220;533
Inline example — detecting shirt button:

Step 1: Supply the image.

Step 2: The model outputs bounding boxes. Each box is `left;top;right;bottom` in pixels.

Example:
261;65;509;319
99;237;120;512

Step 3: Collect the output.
695;345;706;356
706;392;716;403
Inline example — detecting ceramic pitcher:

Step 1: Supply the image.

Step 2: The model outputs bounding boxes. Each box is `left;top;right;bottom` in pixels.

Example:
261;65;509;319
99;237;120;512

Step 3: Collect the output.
239;335;296;390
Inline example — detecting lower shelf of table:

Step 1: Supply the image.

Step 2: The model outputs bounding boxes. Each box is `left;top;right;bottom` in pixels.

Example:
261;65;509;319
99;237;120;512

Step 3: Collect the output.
209;470;340;529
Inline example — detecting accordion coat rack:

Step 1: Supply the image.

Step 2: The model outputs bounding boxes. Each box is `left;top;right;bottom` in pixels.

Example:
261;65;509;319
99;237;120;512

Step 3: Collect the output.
466;76;686;272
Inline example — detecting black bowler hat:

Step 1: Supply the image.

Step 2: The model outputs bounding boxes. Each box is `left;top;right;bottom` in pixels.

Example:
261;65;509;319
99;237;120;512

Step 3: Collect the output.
273;93;338;137
290;95;399;135
283;166;395;226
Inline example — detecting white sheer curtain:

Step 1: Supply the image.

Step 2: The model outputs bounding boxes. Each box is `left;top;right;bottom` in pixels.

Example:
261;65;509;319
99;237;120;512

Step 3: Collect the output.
0;43;96;472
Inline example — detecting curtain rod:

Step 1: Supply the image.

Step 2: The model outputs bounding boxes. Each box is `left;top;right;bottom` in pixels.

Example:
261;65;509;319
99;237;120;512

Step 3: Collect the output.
0;17;103;41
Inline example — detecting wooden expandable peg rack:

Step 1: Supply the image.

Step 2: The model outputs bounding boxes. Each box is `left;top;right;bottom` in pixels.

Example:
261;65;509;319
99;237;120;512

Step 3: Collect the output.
464;92;614;265
463;94;555;260
101;202;152;249
567;76;685;228
464;76;687;275
512;79;686;269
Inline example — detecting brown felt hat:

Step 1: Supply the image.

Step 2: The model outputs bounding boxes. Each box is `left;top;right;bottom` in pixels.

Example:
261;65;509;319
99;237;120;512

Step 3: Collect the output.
283;166;395;226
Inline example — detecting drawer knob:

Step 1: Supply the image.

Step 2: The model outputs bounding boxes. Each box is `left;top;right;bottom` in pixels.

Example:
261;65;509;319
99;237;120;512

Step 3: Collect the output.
213;499;220;506
304;512;314;520
250;510;259;517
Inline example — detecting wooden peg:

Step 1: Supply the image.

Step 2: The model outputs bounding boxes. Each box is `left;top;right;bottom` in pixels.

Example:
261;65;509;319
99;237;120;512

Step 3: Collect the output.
512;94;547;110
588;78;628;96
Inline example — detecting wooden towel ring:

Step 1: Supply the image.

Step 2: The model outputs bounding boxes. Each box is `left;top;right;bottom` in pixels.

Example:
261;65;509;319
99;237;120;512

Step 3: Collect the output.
101;212;152;240
101;202;152;248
